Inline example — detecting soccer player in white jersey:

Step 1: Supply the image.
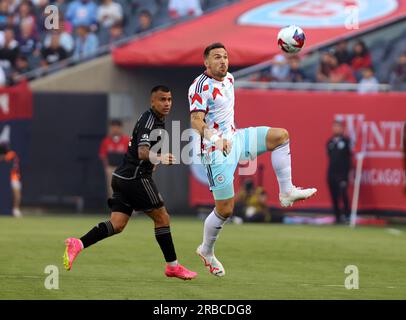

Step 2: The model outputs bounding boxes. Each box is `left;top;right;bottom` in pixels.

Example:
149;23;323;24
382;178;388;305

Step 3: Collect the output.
189;43;317;277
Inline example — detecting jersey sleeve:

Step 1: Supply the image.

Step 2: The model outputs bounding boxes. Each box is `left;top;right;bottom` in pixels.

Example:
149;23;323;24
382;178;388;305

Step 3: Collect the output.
188;81;209;114
135;114;153;147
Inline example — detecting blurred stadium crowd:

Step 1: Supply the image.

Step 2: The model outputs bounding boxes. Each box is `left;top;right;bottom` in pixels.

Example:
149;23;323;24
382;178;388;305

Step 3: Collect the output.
0;0;405;91
0;0;239;86
253;38;406;92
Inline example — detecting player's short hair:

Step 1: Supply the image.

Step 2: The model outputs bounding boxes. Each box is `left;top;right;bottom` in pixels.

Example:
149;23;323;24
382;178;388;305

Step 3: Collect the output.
150;85;171;95
204;42;227;59
110;119;123;127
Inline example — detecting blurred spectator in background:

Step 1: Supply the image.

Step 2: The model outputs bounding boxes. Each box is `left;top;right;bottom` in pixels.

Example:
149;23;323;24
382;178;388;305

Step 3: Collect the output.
235;178;254;220
326;120;352;224
73;24;98;61
358;67;379;94
329;54;356;84
102;21;125;47
17;20;39;58
97;0;123;29
0;143;22;217
351;40;372;80
316;51;333;82
244;187;271;223
8;0;20;14
287;55;306;82
43;15;74;55
135;9;153;34
15;1;37;37
270;53;289;82
6;14;18;34
0;1;9;30
389;53;406;91
54;0;68;16
235;179;271;223
168;0;202;20
334;40;351;65
99;119;130;198
0;28;19;71
41;33;67;66
34;0;50;34
66;0;98;29
10;54;30;83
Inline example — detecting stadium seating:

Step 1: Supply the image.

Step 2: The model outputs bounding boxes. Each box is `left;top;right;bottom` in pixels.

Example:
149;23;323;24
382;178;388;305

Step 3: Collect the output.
0;0;240;86
243;18;406;92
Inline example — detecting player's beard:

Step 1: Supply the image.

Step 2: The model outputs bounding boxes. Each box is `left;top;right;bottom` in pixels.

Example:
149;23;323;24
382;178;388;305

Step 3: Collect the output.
215;67;228;79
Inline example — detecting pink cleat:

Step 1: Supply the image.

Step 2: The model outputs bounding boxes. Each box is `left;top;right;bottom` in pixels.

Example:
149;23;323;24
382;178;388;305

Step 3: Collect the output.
165;264;197;280
63;238;83;271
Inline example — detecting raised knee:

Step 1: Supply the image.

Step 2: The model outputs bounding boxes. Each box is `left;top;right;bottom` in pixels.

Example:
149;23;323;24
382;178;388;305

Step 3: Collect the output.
279;128;289;143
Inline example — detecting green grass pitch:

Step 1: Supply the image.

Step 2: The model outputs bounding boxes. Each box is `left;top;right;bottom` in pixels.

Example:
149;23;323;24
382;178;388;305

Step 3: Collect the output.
1;214;406;299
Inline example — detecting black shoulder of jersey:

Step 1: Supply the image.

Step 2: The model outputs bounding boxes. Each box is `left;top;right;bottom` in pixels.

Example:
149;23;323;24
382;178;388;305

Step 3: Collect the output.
138;109;153;124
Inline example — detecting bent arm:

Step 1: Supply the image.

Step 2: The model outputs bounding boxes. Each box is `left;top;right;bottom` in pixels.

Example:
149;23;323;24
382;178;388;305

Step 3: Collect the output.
190;111;216;141
138;145;159;163
138;146;175;165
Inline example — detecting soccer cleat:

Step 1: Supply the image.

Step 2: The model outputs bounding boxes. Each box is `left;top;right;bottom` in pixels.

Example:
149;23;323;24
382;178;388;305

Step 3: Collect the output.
279;186;317;207
196;245;225;277
165;264;197;280
63;238;83;271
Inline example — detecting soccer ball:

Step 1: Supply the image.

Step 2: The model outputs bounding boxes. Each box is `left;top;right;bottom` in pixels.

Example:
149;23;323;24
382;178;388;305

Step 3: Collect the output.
277;25;306;54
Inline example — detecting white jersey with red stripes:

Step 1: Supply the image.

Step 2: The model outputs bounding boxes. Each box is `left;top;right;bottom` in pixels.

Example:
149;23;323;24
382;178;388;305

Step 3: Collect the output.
188;71;236;152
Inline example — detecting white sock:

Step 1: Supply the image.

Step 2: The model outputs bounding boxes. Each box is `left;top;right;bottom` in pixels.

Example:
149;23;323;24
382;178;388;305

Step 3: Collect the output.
271;140;294;195
167;260;178;267
201;209;227;256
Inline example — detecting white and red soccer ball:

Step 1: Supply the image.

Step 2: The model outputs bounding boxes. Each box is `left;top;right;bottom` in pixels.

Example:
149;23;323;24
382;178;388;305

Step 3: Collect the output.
277;25;306;54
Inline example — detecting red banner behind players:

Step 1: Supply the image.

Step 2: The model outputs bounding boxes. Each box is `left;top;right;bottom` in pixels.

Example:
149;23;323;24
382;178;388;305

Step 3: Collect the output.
190;90;406;212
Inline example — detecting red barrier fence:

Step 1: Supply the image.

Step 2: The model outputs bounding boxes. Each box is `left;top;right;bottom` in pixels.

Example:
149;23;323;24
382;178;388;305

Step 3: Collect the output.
190;90;406;212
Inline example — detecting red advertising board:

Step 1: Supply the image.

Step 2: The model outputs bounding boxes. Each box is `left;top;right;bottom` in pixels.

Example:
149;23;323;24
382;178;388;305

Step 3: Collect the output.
190;90;406;212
